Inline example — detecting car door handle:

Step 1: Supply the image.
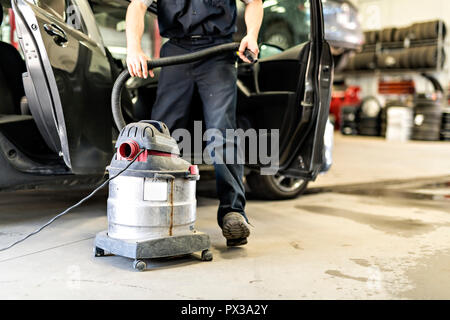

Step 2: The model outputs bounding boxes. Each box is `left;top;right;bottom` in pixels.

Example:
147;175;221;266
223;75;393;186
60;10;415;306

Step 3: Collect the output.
43;23;68;46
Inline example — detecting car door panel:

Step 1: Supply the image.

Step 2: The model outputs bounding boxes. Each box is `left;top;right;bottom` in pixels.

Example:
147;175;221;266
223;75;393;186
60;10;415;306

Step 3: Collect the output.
284;41;333;178
237;0;332;181
13;0;114;174
236;42;310;166
284;2;333;180
13;0;66;158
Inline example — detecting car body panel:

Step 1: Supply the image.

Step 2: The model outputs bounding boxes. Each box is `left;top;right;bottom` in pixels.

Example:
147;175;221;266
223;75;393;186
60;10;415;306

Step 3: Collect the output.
12;0;114;175
13;0;68;160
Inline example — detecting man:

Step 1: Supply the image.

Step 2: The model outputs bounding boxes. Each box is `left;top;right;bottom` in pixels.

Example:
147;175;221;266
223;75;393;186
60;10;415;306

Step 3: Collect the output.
126;0;263;247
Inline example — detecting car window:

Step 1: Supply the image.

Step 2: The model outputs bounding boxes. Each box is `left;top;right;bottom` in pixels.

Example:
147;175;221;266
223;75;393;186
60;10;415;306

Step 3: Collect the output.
92;4;154;63
32;0;87;33
260;0;311;50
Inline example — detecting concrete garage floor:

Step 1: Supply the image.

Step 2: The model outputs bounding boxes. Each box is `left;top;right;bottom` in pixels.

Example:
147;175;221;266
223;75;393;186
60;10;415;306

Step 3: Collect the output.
0;134;449;299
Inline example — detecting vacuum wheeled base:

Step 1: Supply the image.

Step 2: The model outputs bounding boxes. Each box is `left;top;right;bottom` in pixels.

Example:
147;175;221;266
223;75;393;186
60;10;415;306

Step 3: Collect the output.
94;231;212;271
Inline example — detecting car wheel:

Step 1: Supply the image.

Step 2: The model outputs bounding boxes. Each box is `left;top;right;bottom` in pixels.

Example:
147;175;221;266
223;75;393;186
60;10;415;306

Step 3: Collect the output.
246;173;309;200
263;22;294;50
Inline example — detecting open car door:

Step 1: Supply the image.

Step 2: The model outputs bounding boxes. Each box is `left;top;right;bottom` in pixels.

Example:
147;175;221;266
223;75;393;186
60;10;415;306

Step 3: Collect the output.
11;0;113;174
236;0;333;194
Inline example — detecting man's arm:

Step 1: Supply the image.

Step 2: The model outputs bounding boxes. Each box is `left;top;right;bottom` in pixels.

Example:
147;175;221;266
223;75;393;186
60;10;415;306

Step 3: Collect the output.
126;0;154;78
239;0;264;63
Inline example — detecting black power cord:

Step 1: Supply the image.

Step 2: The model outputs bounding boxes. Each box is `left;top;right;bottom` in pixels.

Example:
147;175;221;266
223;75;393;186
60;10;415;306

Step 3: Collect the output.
0;150;144;252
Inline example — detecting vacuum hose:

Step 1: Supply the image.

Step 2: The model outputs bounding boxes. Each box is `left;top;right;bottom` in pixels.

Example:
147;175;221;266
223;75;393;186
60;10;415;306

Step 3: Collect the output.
111;42;256;131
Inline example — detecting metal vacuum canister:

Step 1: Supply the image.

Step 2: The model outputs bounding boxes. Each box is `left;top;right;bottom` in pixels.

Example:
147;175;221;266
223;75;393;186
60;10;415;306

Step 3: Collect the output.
106;121;199;240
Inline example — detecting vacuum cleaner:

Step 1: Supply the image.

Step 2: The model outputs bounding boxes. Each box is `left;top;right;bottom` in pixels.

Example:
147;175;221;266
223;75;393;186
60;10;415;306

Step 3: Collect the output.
94;42;257;271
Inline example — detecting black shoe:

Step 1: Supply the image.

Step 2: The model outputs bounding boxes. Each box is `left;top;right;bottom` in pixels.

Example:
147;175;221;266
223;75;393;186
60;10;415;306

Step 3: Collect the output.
222;212;250;247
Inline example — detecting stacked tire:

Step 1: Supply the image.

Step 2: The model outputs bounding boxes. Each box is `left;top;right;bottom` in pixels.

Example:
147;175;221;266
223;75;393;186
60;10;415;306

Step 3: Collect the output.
341;106;359;135
376;46;445;70
406;46;445;69
410;20;447;40
380;28;397;43
346;52;377;71
394;27;410;42
364;30;379;45
441;109;450;141
377;51;401;69
412;94;443;141
358;97;382;136
357;20;447;72
365;21;446;44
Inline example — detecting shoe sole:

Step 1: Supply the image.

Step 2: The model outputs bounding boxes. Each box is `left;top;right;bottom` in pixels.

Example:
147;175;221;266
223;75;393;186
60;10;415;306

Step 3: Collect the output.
227;238;248;247
222;215;250;240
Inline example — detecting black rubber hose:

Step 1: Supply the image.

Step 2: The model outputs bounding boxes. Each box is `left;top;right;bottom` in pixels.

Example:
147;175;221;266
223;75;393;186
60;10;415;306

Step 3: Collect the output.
112;42;245;131
421;73;444;93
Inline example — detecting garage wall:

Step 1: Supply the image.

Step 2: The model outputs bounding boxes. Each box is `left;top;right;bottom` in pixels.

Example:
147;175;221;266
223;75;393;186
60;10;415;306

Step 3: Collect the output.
355;0;449;30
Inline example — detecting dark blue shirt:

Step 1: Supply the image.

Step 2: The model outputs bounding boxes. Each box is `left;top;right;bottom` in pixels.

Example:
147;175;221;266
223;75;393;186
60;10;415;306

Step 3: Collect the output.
141;0;251;39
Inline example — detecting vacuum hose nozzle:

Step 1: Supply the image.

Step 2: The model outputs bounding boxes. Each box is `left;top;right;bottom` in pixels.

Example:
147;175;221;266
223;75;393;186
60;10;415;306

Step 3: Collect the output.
111;42;256;131
118;140;141;160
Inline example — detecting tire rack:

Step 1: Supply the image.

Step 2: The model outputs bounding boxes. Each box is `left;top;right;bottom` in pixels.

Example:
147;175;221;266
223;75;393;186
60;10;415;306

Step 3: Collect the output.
335;20;448;77
334;20;450;141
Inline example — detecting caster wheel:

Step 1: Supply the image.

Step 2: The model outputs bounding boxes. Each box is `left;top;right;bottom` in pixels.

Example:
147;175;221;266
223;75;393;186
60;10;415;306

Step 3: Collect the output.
201;249;213;261
133;260;147;271
94;247;105;257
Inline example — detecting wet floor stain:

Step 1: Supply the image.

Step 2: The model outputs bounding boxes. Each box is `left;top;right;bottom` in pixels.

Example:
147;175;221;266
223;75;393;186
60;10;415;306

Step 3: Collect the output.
308;177;450;214
325;270;368;283
376;265;394;272
249;280;263;284
351;259;371;267
339;189;448;202
398;250;450;299
289;241;304;250
296;205;436;238
358;196;450;214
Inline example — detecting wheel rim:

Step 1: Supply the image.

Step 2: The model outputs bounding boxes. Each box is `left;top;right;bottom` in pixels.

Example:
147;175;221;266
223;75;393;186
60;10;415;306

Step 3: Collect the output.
271;174;305;193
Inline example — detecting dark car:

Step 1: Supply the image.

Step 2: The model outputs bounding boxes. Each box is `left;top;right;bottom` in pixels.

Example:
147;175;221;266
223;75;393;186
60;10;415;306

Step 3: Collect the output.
0;0;333;200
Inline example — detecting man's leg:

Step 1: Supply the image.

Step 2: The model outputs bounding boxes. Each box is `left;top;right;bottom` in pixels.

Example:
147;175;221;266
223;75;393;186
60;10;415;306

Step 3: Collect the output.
151;42;194;132
194;51;248;233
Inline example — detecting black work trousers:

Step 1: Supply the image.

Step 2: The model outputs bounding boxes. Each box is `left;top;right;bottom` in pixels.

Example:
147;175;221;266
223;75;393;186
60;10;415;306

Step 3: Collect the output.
151;39;247;227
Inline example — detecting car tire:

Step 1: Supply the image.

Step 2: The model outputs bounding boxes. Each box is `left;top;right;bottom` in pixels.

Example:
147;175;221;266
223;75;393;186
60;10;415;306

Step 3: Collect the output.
246;173;309;200
263;21;294;50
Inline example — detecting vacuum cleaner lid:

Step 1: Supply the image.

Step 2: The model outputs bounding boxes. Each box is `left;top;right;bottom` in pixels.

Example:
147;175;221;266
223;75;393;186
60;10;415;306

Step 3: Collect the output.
109;121;198;180
115;121;180;156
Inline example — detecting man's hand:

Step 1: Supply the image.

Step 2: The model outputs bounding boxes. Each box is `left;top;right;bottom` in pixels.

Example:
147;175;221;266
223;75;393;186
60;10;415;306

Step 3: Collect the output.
239;35;259;63
127;49;154;78
240;0;263;63
125;0;153;78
